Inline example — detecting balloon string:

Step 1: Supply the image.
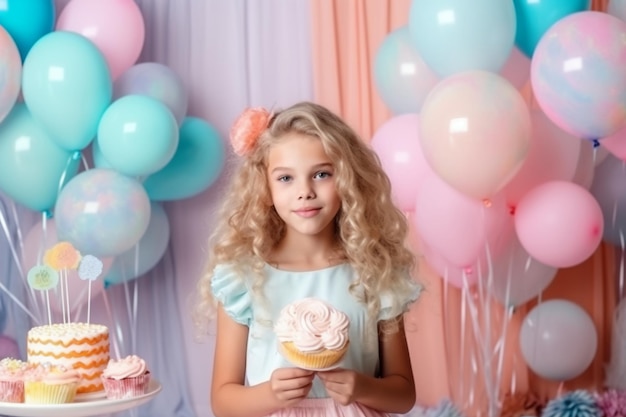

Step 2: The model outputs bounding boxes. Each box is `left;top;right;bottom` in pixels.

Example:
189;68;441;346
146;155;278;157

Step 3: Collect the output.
57;151;81;197
0;201;25;280
8;200;25;266
132;277;138;354
122;269;133;356
101;289;122;360
0;200;41;321
0;280;39;323
132;243;140;353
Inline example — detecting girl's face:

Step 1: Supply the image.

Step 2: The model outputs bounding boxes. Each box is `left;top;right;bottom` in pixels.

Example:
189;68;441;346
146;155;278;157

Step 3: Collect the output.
266;133;341;240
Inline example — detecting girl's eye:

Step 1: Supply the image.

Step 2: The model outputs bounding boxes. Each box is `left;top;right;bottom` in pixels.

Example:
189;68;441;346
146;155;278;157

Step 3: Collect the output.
277;175;292;182
314;171;331;180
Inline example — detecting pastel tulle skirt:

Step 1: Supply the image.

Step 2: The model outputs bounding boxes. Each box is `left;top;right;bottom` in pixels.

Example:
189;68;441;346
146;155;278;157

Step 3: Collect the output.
266;398;388;417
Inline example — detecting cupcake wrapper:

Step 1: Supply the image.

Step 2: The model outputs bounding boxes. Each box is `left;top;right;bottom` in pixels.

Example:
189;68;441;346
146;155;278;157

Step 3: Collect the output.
0;380;24;403
102;373;150;400
280;341;349;369
24;381;78;404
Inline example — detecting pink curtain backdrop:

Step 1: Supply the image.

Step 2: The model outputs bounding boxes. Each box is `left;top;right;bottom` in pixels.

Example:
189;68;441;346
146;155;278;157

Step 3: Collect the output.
311;0;617;414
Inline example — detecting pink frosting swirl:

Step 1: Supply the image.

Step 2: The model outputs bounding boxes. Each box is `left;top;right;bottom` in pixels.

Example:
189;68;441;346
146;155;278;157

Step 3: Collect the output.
275;298;349;352
102;355;148;380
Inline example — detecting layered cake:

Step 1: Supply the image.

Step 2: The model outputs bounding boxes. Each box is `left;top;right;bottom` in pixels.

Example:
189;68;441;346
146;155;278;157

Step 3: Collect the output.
274;298;350;369
27;323;109;394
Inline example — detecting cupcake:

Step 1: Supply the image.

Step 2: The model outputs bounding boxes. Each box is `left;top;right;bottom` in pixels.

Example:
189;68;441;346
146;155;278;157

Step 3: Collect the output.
0;358;30;403
24;363;81;404
101;355;150;399
274;298;350;370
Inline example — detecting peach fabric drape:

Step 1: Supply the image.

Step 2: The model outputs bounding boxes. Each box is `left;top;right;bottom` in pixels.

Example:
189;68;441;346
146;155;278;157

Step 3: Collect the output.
311;0;616;414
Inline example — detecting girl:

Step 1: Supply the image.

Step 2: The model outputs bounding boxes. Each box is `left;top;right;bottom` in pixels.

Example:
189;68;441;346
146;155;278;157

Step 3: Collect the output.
194;102;421;417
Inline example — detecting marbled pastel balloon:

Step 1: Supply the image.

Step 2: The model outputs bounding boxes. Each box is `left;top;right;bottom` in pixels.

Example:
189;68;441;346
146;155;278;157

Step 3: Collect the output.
54;168;151;257
0;25;21;124
531;11;626;140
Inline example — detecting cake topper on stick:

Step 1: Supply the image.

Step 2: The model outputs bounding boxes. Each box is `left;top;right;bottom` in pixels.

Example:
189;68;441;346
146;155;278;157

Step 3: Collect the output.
78;254;104;324
43;241;81;323
26;264;59;325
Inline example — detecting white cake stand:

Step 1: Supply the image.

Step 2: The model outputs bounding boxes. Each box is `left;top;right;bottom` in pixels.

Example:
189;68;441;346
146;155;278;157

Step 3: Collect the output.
0;379;162;417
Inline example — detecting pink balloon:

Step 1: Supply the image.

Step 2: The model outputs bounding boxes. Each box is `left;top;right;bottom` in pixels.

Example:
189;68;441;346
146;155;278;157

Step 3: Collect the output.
421;244;481;289
514;181;603;268
414;171;514;268
371;114;431;212
520;299;597;381
502;109;581;208
419;70;531;199
499;46;530;90
488;236;557;307
56;0;145;80
22;219;111;315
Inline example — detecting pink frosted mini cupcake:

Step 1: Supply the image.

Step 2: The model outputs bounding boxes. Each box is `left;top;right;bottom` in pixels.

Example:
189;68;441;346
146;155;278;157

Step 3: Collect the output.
101;355;150;399
24;363;81;404
0;358;31;403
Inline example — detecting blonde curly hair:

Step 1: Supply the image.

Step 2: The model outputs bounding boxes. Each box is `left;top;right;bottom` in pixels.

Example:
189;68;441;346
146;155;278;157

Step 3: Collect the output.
193;101;417;336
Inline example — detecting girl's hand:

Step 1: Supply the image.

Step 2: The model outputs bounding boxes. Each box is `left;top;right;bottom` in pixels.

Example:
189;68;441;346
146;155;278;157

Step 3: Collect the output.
269;367;315;408
316;368;361;405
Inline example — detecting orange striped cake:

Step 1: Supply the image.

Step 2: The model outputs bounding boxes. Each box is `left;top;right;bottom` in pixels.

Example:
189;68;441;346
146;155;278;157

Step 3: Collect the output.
27;323;109;394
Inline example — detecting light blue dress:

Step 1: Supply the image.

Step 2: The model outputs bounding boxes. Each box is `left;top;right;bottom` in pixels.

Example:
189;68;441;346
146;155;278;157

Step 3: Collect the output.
211;262;420;398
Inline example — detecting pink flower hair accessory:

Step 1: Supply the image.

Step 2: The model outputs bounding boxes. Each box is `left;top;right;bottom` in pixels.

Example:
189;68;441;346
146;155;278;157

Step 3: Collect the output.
229;107;271;156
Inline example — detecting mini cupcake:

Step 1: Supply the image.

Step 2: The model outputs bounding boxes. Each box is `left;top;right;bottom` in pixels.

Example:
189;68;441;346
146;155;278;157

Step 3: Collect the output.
101;355;150;399
24;363;81;404
0;358;30;403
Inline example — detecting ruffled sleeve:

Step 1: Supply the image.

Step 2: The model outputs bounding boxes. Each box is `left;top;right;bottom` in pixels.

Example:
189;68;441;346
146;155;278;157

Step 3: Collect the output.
378;274;422;322
210;264;253;326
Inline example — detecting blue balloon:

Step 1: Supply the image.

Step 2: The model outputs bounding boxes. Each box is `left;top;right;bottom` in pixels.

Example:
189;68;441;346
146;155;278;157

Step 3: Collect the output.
374;26;439;115
143;117;225;201
22;31;112;151
97;95;179;177
514;0;590;58
0;103;79;212
0;0;55;61
105;202;170;286
409;0;516;77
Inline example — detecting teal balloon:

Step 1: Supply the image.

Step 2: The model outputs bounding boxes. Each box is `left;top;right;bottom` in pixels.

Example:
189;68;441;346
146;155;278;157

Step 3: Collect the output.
0;0;55;61
0;103;80;212
143;117;225;201
408;0;516;77
514;0;590;58
97;95;179;177
104;202;170;286
22;31;112;151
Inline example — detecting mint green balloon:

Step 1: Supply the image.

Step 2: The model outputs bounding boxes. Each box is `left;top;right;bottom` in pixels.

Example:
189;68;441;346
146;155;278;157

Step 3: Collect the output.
22;31;112;151
0;103;80;212
143;117;225;201
97;95;179;177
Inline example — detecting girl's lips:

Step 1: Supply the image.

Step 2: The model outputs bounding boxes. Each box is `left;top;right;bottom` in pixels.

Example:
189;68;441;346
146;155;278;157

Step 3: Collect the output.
294;208;321;218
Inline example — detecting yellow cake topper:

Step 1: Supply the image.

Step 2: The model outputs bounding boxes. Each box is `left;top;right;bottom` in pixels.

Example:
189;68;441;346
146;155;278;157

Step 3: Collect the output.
43;241;81;270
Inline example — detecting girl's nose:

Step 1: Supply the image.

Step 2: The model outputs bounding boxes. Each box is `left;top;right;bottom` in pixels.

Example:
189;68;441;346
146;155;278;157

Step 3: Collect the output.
298;182;315;200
